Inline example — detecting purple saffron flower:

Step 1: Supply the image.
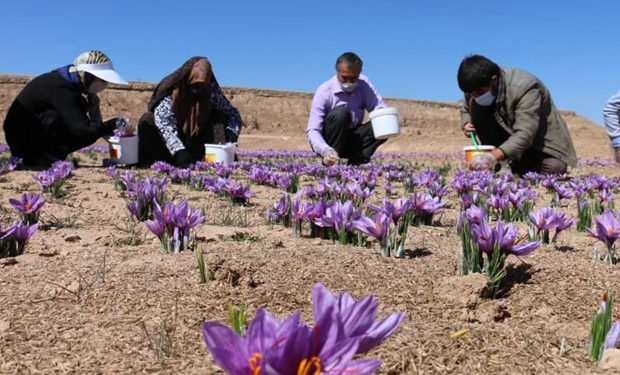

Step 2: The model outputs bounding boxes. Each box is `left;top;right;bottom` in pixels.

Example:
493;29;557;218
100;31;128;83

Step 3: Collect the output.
554;211;575;232
169;168;193;184
529;207;560;231
144;219;166;237
606;321;620;349
314;201;358;235
225;180;253;203
126;201;140;218
9;193;46;223
291;199;312;221
598;189;615;204
353;213;390;241
312;283;405;354
487;194;510;211
587;211;620;248
151;161;176;174
13;220;38;240
472;218;539;256
171;201;205;230
368;198;410;225
268;196;290;221
465;205;486;226
33;171;57;190
202;285;391;375
428;182;449;200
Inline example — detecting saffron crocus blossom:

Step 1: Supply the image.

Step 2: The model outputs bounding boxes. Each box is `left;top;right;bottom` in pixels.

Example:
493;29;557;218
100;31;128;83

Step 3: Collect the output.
465;205;486;226
428;181;449;200
145;200;204;253
267;195;291;227
486;193;510;217
125;177;168;221
410;193;446;225
587;211;620;264
472;219;539;257
353;213;390;242
224;180;253;204
202;284;400;374
606;321;620;350
0;221;38;257
248;166;273;185
312;283;405;354
0;157;21;175
33;161;74;198
551;182;573;206
552;211;575;243
471;218;539;295
368;198;410;225
169;168;193;184
150;161;176;174
9;193;46;224
291;198;313;235
528;207;559;244
314;201;358;243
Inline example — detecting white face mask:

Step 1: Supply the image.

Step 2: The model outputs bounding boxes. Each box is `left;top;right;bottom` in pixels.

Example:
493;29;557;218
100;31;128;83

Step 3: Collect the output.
88;80;108;94
340;81;358;93
474;90;496;106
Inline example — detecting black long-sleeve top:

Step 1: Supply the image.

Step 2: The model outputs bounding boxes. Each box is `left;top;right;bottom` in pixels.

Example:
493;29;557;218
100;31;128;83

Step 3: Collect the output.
3;70;115;160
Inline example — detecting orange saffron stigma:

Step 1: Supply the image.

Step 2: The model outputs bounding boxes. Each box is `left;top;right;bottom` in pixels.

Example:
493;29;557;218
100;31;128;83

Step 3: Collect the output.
24;203;31;211
249;352;263;375
297;356;322;375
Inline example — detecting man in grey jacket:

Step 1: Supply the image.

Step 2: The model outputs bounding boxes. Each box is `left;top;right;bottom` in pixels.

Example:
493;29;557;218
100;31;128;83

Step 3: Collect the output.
457;54;577;174
603;91;620;163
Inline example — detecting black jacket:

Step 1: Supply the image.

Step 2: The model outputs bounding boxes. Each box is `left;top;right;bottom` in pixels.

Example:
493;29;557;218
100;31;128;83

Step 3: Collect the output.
3;70;115;162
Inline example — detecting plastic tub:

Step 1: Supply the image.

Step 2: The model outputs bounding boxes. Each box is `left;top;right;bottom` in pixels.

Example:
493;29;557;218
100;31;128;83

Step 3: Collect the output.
369;107;400;140
107;135;139;165
204;143;237;164
463;145;495;164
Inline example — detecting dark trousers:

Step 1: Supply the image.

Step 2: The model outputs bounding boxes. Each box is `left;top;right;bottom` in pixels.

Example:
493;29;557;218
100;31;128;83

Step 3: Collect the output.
137;112;227;167
510;149;568;175
321;106;385;165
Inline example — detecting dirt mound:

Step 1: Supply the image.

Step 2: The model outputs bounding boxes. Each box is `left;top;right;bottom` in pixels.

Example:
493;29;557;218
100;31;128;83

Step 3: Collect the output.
0;73;611;159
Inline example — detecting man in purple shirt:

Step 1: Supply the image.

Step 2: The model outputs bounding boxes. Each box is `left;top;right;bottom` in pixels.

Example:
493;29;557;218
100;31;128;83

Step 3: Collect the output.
306;52;388;165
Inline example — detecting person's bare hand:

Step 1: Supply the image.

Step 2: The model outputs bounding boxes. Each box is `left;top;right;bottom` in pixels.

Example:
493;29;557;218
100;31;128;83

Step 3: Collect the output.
123;122;136;135
322;149;340;166
468;152;497;171
463;122;476;137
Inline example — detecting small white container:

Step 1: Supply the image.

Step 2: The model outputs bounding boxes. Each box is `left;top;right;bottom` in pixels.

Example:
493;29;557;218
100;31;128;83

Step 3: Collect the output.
107;135;139;165
463;145;495;164
204;143;237;164
369;107;400;140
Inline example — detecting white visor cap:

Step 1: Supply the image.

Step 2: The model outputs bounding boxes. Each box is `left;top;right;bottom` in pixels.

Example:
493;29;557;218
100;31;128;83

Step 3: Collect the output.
75;61;128;85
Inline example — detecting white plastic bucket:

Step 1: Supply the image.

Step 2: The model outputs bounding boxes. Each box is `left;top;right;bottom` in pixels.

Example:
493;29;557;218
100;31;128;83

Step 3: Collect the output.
463;145;495;164
107;135;139;165
204;143;237;164
369;107;400;140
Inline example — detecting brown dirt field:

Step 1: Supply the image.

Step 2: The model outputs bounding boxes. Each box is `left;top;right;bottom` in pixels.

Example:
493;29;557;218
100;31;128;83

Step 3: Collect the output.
0;74;618;374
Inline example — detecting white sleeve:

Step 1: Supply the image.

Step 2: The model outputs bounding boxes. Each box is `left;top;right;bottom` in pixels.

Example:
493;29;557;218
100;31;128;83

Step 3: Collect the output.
153;96;186;155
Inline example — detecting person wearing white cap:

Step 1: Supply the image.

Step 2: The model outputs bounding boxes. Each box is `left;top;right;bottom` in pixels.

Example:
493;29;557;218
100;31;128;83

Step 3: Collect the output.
3;50;132;169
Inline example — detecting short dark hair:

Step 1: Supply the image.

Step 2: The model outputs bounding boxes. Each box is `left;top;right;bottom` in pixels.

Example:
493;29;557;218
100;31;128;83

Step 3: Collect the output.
335;52;363;70
457;54;500;93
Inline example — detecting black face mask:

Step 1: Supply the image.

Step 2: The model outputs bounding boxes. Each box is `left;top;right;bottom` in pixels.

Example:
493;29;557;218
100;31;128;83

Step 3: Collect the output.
187;85;206;97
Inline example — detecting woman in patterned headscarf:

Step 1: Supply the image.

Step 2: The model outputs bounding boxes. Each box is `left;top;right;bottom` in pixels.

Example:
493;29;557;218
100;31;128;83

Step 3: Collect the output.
137;56;243;168
3;50;130;170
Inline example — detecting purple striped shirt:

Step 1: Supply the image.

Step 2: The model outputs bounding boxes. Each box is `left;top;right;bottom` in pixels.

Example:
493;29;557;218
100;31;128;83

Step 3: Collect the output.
306;74;386;156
